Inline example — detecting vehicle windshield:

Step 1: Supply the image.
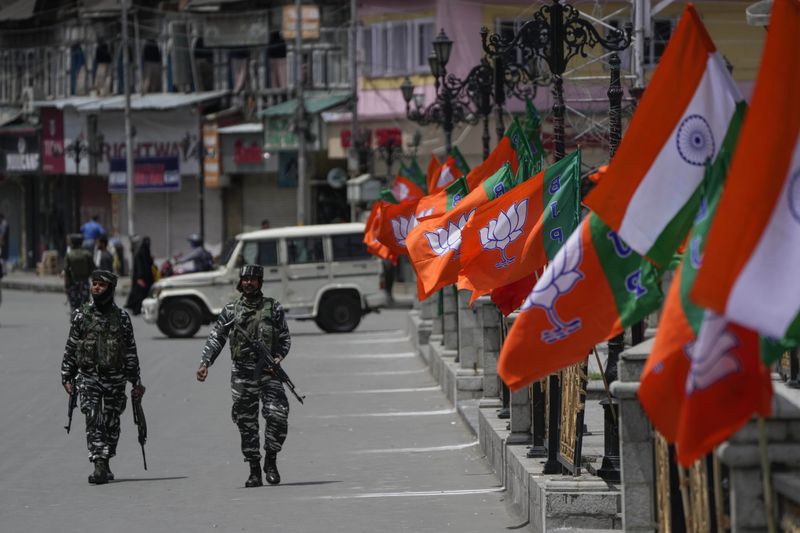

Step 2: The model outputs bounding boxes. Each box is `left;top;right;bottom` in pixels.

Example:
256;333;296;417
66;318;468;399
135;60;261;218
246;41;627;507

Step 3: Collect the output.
218;239;238;267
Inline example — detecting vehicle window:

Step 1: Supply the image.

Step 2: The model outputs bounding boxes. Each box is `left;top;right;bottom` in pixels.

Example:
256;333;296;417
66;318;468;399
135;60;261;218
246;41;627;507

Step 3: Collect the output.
218;239;238;266
286;236;324;265
332;233;371;261
242;240;279;267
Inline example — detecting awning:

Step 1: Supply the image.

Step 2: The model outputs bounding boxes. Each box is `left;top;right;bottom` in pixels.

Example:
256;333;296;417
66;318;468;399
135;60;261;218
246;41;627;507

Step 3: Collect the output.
79;0;121;16
0;0;36;21
34;91;229;112
217;123;263;134
261;92;351;118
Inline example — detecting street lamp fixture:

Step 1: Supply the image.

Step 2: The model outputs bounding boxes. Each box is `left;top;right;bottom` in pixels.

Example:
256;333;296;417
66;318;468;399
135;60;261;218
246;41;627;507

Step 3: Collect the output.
400;77;415;105
432;29;453;69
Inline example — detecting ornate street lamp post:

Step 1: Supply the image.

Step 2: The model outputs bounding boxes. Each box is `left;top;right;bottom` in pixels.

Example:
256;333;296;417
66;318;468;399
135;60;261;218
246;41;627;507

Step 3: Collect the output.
481;0;630;160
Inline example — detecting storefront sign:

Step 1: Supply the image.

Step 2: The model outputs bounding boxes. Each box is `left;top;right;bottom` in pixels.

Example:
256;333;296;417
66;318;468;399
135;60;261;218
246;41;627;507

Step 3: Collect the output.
0;133;39;173
263;117;298;151
108;156;181;193
234;139;263;164
41;108;65;174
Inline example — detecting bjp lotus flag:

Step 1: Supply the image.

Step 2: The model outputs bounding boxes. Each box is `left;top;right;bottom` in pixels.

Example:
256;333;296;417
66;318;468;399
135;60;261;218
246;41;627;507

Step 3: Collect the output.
464;119;533;190
399;160;428;193
451;146;471;176
498;212;663;390
638;103;773;466
585;5;744;267
692;0;800;343
407;164;517;300
377;197;423;259
458;151;581;301
390;175;425;203
430;155;465;194
426;154;443;194
363;202;394;261
524;97;546;169
415;176;470;223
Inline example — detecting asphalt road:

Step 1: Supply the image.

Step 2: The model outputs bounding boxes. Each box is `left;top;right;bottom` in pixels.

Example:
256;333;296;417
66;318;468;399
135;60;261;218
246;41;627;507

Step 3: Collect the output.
0;289;526;533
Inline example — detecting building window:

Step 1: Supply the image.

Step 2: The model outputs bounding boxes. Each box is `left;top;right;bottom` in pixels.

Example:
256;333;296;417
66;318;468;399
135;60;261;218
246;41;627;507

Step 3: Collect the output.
607;18;675;71
362;18;434;78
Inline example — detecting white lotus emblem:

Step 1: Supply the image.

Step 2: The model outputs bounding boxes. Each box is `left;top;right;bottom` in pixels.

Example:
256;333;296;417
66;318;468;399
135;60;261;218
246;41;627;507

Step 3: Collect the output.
521;230;584;343
392;181;410;201
424;210;475;257
480;200;528;268
391;209;431;248
437;165;455;188
684;311;741;395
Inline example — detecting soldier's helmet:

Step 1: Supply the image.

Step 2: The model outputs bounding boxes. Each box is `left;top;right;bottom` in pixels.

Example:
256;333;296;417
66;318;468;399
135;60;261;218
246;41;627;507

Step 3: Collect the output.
237;264;263;292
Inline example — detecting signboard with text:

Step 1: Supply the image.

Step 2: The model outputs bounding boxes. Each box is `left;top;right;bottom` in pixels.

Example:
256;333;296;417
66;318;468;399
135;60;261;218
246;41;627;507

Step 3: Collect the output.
41;108;65;174
0;132;39;173
108;157;181;193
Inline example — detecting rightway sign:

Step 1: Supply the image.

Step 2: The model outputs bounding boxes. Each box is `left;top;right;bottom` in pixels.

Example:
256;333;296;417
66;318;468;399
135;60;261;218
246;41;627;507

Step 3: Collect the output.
108;157;181;193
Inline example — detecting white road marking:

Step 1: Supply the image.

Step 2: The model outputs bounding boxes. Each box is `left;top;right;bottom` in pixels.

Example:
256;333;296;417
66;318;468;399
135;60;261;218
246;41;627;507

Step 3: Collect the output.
312;487;505;500
307;352;416;360
309;408;456;419
355;441;479;454
313;386;440;396
347;336;411;345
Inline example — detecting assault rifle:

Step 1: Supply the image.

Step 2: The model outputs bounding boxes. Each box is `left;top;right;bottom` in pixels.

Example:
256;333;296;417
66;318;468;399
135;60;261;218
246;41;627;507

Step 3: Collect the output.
230;322;305;404
64;383;78;434
131;391;148;470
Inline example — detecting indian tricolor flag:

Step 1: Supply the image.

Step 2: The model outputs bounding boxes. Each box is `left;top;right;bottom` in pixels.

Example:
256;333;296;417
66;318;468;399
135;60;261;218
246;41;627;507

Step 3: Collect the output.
585;4;743;267
639;103;773;466
498;212;663;390
464;119;533;190
691;0;800;342
407;164;517;300
457;150;581;301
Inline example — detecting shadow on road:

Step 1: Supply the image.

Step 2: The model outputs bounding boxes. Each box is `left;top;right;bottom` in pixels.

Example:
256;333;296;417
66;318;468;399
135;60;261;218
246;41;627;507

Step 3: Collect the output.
111;476;189;483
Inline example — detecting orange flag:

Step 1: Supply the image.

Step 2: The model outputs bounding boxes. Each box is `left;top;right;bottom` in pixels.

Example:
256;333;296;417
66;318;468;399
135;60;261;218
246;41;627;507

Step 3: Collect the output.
389;176;425;203
425;154;443;194
498;213;663;390
463;119;532;190
363;202;394;261
377;198;422;259
407;164;517;300
415;176;470;223
458;151;581;303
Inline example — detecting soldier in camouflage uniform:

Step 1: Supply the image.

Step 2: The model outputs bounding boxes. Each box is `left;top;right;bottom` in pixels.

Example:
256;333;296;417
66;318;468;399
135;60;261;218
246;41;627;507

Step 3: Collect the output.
196;264;291;487
61;270;146;485
64;233;95;312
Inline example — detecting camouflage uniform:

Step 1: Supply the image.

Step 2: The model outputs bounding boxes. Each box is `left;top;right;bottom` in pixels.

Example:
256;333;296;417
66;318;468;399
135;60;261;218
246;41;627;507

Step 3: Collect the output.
61;301;141;463
200;295;291;463
64;246;95;312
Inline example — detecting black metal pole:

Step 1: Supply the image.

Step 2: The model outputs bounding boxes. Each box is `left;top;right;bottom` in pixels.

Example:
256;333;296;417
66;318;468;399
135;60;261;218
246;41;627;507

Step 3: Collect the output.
598;52;624;483
527;381;547;457
493;56;506;143
788;348;800;389
443;86;453;155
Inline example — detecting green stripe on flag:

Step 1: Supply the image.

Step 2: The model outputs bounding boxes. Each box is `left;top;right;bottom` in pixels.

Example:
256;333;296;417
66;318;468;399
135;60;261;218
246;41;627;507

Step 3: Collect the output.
505;118;535;169
524;97;546;169
450;146;471;175
589;213;663;327
399;160;427;192
380;189;399;204
445;177;469;211
542;151;581;261
481;163;515;201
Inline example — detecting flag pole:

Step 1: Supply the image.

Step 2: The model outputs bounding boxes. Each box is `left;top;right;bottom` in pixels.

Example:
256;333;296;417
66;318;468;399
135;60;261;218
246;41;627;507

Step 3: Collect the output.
592;347;617;425
712;451;725;533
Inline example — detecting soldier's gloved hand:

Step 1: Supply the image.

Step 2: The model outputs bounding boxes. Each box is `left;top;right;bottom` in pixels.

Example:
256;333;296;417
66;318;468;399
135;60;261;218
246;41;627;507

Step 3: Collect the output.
63;382;73;395
132;383;146;399
196;365;209;382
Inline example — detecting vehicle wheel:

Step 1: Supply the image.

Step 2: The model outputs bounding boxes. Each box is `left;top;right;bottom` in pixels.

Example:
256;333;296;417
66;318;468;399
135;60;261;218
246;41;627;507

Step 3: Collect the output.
315;293;362;333
157;298;203;338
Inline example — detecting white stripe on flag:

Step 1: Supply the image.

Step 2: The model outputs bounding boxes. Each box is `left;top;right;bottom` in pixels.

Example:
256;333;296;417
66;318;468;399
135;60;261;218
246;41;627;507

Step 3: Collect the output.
726;136;800;338
618;53;742;255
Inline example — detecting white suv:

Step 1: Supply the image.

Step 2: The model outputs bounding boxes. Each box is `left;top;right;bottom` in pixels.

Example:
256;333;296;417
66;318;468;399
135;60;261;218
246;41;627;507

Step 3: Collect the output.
141;223;387;338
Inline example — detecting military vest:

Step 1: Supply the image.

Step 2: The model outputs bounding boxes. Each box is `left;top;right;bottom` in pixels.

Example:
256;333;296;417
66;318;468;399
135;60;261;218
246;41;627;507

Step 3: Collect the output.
67;249;93;280
230;297;276;362
76;304;125;371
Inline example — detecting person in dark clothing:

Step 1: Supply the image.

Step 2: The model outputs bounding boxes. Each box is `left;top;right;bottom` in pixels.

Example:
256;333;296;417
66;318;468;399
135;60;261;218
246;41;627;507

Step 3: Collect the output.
125;236;154;315
95;235;114;272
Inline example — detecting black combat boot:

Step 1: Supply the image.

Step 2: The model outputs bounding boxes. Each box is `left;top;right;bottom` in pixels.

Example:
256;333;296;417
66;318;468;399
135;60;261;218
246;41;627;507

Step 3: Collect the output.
245;460;263;487
88;459;109;485
264;453;280;485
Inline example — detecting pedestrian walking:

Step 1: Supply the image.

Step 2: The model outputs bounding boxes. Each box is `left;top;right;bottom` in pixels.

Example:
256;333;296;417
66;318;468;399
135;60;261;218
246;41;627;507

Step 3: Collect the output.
195;264;292;487
94;235;114;272
80;215;106;250
0;212;9;261
125;236;154;315
64;233;95;312
61;270;146;485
